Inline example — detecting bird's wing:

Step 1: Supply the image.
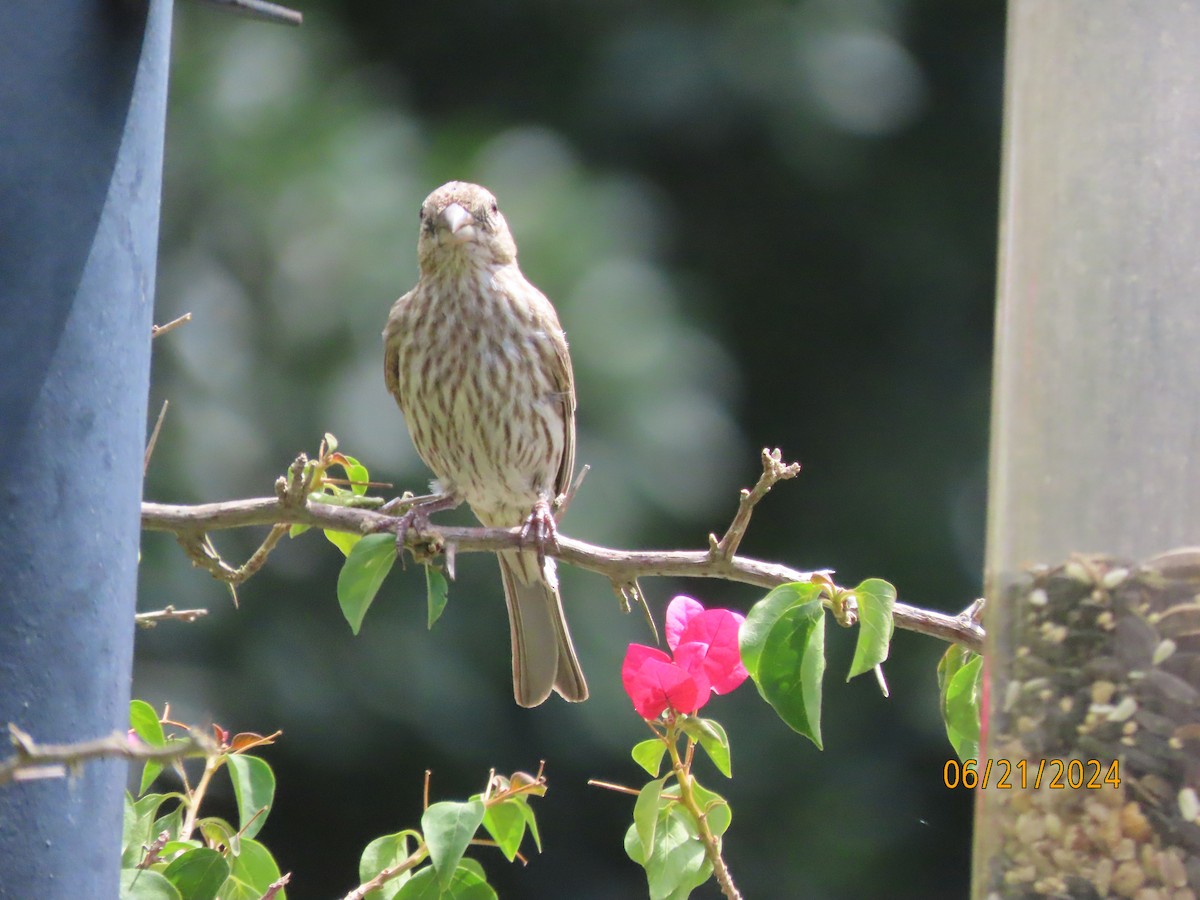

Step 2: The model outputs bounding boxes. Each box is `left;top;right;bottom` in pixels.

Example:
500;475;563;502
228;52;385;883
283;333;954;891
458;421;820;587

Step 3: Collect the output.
552;321;577;501
382;291;411;409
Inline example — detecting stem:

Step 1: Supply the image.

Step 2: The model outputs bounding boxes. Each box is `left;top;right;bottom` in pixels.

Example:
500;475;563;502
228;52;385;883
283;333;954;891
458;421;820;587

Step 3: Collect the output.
181;753;220;842
665;733;743;900
342;843;428;900
0;725;209;786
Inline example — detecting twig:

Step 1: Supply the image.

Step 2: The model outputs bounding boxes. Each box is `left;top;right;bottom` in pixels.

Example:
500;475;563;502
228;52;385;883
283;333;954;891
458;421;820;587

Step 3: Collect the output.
151;312;192;339
587;779;642;797
144;399;169;474
135;605;209;628
181;750;220;841
710;448;800;563
190;0;303;26
0;725;210;786
175;523;290;600
262;873;291;899
555;464;590;521
342;846;428;900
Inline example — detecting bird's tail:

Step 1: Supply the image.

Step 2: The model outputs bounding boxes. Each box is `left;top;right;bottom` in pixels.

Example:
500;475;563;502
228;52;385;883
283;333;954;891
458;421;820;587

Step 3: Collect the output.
498;549;588;706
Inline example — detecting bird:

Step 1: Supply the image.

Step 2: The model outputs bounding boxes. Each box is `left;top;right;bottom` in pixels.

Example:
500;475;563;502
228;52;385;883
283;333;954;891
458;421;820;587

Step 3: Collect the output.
383;181;588;706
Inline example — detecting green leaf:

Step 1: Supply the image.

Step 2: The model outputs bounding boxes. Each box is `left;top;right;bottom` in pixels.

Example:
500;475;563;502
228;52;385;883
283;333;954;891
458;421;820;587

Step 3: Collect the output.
425;565;449;629
151;805;184;847
938;646;983;761
221;839;284;900
288;523;311;538
120;868;182;900
130;700;165;745
740;582;827;678
631;739;667;778
139;764;164;800
324;529;362;557
481;800;526;862
623;805;712;900
123;792;170;867
337;534;397;634
515;798;542;853
342;456;370;496
394;864;497;900
686;718;731;778
357;831;418;900
846;578;897;681
215;876;260;900
421;799;485;893
688;782;731;837
162;848;230;900
633;776;666;858
324;432;339;453
161;840;203;858
197;818;240;856
130;700;166;795
755;599;827;749
456;858;486;881
309;490;367;508
225;754;274;840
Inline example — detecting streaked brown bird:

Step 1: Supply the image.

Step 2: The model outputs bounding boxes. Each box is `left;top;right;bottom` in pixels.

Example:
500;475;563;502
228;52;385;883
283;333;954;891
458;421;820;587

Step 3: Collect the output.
383;181;588;706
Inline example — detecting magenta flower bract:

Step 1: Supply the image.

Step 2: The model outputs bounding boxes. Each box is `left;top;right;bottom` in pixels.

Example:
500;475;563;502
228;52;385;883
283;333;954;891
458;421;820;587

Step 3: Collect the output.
622;596;748;719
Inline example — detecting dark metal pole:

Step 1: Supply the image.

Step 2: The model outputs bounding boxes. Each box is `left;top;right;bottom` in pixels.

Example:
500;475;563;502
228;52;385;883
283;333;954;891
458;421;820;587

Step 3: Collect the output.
0;0;173;895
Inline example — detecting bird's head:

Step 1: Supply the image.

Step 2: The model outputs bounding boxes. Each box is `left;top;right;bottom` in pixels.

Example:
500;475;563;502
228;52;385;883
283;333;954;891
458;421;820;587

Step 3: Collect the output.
416;181;518;274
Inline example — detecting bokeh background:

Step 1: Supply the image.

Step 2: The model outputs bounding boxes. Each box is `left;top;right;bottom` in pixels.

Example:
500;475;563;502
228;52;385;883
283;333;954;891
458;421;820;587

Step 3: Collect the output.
136;1;1003;896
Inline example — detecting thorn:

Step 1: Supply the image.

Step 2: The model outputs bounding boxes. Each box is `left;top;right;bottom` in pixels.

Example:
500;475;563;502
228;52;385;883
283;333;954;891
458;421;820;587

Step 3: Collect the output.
874;665;890;698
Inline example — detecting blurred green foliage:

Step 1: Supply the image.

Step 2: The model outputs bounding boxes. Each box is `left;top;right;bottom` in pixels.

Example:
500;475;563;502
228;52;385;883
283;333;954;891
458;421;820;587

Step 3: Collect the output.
138;0;1002;896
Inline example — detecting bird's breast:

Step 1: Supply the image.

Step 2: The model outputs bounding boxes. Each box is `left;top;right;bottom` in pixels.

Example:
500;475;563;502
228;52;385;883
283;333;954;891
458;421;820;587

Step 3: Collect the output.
393;271;566;522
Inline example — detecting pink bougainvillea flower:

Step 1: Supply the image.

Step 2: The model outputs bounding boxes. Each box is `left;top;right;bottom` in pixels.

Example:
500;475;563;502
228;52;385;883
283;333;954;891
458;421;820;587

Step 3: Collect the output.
622;644;706;719
665;595;748;695
665;595;706;649
622;596;749;719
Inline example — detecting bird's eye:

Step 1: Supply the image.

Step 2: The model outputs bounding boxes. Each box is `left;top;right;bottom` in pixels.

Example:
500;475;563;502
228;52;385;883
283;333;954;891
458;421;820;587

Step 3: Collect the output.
490;203;499;215
418;207;425;220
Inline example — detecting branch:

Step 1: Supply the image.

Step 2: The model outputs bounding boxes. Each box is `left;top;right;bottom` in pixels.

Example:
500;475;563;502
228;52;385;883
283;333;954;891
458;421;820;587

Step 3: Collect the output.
342;846;428;900
141;456;984;653
135;605;210;628
0;724;211;786
709;448;799;562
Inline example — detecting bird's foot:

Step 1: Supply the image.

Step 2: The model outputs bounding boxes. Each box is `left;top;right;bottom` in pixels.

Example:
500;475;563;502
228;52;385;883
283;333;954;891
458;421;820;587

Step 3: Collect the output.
518;498;560;572
385;492;459;559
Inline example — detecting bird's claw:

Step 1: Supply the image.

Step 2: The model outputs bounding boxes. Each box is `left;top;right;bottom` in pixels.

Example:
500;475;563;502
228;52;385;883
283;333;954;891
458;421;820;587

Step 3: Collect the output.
518;498;559;572
387;493;459;562
393;507;428;559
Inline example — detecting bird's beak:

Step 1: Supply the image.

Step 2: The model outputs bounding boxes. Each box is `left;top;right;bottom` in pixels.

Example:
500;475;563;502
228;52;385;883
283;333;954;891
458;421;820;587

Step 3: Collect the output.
439;202;474;236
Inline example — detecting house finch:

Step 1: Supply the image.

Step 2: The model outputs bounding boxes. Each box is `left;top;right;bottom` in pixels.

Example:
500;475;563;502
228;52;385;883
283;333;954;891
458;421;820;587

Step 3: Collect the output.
383;181;588;706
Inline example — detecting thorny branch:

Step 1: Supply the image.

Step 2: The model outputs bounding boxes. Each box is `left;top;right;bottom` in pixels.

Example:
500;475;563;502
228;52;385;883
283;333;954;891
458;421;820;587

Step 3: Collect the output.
139;449;985;652
0;724;211;786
